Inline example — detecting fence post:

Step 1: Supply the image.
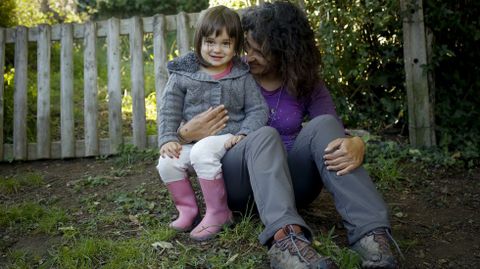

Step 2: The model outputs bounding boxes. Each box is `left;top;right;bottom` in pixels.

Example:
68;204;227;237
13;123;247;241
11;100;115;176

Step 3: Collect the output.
37;24;52;159
0;28;5;160
176;12;190;56
61;23;75;158
153;15;168;147
13;26;28;160
130;16;147;149
400;0;436;147
107;17;123;154
84;21;99;156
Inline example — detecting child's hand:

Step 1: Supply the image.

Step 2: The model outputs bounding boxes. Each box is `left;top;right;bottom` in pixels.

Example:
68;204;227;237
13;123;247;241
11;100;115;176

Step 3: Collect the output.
160;142;182;158
224;135;246;149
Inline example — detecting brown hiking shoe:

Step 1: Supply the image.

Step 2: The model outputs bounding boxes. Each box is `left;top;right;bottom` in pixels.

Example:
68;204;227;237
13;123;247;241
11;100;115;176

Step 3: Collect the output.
351;228;402;269
268;225;338;269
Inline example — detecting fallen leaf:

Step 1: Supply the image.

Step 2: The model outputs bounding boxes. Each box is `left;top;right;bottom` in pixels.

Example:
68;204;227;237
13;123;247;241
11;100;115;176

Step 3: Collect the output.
225;254;239;265
129;214;141;226
152;241;173;250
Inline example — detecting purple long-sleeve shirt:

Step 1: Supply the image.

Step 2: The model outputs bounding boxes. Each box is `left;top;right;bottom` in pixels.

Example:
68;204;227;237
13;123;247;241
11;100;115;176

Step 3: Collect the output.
260;82;340;151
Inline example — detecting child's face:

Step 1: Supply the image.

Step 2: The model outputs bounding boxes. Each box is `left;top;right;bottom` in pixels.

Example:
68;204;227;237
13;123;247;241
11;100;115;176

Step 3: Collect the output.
201;27;236;72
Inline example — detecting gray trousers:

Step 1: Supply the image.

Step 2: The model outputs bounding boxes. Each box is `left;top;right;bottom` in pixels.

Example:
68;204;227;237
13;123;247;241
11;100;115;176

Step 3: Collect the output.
221;115;390;245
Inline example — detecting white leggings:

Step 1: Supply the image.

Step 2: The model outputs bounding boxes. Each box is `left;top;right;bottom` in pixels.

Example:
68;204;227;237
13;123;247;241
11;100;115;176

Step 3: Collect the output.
156;134;233;183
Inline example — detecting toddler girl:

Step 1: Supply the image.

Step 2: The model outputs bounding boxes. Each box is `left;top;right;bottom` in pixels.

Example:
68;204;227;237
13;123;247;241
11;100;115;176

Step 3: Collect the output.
156;5;268;241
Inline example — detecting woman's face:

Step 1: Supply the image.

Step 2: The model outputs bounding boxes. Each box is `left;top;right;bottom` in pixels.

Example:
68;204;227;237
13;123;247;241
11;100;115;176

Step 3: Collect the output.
200;27;236;72
244;31;275;77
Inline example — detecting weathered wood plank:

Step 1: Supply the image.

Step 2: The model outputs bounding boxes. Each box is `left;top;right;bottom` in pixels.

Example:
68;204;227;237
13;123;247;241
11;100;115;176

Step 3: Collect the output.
187;13;201;28
176;12;190;56
400;0;435;147
153;15;168;147
425;28;436;145
27;142;37;160
5;28;14;43
13;26;28;160
147;135;158;148
107;18;123;154
61;24;75;158
2;135;159;161
36;24;52;159
84;21;99;156
130;17;147;149
0;28;5;160
95;20;108;38
2;143;12;161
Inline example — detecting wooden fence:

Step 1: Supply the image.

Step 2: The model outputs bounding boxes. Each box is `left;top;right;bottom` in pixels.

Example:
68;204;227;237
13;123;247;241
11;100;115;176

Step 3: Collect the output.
0;12;201;161
0;1;434;162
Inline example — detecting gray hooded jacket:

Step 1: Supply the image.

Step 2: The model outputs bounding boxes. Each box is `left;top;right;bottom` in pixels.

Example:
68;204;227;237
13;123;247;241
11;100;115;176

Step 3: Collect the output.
158;52;268;148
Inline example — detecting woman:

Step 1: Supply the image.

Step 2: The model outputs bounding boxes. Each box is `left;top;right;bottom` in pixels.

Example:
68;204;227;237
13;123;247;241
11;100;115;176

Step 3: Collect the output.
176;2;400;268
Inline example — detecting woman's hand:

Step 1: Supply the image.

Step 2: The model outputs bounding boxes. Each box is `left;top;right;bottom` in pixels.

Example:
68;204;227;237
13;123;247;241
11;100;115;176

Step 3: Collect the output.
323;136;365;176
224;135;245;149
160;142;182;159
178;105;229;143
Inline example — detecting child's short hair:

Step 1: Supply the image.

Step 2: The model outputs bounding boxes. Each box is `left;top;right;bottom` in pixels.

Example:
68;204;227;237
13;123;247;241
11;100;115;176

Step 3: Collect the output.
194;6;243;66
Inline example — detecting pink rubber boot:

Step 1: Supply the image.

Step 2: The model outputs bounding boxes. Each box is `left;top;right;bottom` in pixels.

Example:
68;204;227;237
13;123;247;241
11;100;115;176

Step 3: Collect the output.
190;177;233;241
166;179;199;232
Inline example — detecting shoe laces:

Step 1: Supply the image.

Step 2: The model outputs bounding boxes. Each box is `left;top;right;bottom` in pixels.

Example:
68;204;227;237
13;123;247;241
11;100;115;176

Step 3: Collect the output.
385;229;405;260
372;228;405;260
275;225;319;265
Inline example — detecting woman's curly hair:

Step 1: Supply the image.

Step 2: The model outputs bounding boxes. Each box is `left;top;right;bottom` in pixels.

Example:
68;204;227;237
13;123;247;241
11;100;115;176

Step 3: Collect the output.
242;1;322;98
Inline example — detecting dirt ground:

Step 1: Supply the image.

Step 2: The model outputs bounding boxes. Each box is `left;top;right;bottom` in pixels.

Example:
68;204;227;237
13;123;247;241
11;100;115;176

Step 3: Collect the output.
1;156;479;268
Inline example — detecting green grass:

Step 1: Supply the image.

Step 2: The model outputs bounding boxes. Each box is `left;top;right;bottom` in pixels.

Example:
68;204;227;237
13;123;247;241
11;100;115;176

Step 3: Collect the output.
52;227;174;268
0;202;70;234
47;224;265;269
113;144;159;168
5;249;36;269
0;195;359;268
0;172;44;194
364;155;404;190
109;191;156;214
2;146;425;269
313;228;361;268
362;137;471;191
73;176;110;192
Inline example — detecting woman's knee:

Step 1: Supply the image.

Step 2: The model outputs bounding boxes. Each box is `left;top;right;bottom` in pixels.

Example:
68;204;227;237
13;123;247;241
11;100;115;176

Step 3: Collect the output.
307;114;344;135
310;114;340;127
246;126;281;144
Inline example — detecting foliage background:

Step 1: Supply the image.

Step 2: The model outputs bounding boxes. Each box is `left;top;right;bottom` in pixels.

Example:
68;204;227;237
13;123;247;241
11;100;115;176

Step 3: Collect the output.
306;0;405;134
0;0;479;162
77;0;208;19
423;0;480;161
305;0;479;163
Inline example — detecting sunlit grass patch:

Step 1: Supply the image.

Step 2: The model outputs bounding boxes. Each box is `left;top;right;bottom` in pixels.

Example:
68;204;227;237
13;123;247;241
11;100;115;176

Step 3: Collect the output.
0;172;44;194
0;202;70;234
51;226;176;268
